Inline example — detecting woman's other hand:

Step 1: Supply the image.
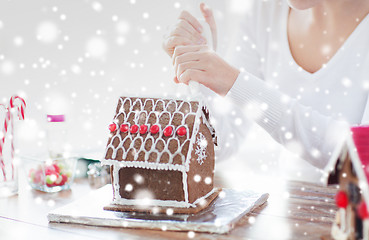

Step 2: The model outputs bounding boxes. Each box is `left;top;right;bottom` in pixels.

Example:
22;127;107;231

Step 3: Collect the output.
163;10;205;57
163;3;217;57
172;45;240;96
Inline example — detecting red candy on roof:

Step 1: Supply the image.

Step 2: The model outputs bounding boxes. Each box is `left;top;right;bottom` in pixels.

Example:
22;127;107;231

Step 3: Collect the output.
150;125;159;134
109;123;117;132
140;125;148;134
120;124;129;133
104;97;217;171
130;124;139;134
163;126;173;137
177;126;186;136
109;122;189;137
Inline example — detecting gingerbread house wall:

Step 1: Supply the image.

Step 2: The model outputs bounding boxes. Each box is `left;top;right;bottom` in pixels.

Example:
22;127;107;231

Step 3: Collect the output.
187;117;215;203
336;154;362;239
103;97;217;207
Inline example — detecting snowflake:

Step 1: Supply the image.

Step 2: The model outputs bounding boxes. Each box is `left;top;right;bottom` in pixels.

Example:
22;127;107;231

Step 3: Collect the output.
1;61;15;75
86;37;107;59
36;21;59;43
195;133;207;165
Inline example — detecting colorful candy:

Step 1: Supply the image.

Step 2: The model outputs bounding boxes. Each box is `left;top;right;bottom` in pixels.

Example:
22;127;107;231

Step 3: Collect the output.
109;123;117;132
150;125;160;134
130;124;139;134
109;122;190;137
140;125;148;134
120;124;129;132
177;126;187;136
163;126;173;137
28;161;71;189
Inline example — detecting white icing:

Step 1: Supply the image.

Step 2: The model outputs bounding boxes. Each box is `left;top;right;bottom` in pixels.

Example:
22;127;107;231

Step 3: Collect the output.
112;198;195;208
195;132;207;165
103;97;216;208
331;223;349;240
110;185;216;209
340;208;346;232
201;106;216;142
188;81;200;97
112;163;121;202
102;159;186;172
183;103;203;170
192;188;216;205
105;97;205;171
331;208;353;240
182;170;189;203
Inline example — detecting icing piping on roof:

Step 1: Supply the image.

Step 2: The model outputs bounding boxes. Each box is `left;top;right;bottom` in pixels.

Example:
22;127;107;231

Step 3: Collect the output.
184;101;203;171
102;159;186;172
103;97;216;172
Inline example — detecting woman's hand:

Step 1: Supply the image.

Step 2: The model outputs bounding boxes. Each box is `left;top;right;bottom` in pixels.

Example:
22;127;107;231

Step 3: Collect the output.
200;3;217;51
163;3;217;57
172;45;240;96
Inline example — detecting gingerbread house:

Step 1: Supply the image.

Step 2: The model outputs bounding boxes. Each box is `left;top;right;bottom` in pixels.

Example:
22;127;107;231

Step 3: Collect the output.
324;126;369;240
101;96;218;213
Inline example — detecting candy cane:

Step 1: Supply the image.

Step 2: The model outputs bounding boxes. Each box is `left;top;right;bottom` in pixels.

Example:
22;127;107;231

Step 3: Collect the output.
8;96;26;180
10;96;26;120
0;104;10;181
9;110;15;180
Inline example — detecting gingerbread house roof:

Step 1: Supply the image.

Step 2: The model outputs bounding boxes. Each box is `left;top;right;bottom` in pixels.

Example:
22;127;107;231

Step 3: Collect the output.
103;97;216;172
324;126;369;205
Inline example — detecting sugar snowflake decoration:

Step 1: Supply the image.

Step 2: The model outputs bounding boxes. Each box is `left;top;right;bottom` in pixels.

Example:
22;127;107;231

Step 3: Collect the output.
195;133;207;165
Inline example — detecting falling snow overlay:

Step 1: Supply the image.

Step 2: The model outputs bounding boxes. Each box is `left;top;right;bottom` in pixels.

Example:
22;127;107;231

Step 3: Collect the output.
0;0;235;158
1;0;367;193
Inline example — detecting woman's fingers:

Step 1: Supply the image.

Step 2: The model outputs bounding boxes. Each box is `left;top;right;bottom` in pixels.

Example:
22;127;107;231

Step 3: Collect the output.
176;61;204;79
172;45;208;65
179;10;203;33
200;3;217;50
172;45;211;80
163;11;207;57
174;51;208;77
170;24;205;44
200;3;215;30
163;36;193;56
173;76;180;83
174;19;204;40
170;39;239;96
174;51;201;71
178;69;205;85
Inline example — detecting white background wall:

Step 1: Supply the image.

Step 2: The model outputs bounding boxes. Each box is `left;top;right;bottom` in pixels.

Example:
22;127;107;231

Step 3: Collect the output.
0;0;254;158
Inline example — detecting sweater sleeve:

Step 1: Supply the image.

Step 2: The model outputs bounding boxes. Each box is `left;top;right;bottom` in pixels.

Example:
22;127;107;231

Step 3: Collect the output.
227;71;349;169
202;0;265;161
199;84;253;161
358;56;369;124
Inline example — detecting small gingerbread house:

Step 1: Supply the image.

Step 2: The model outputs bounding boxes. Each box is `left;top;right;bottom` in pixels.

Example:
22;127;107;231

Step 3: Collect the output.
324;126;369;240
101;96;217;213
